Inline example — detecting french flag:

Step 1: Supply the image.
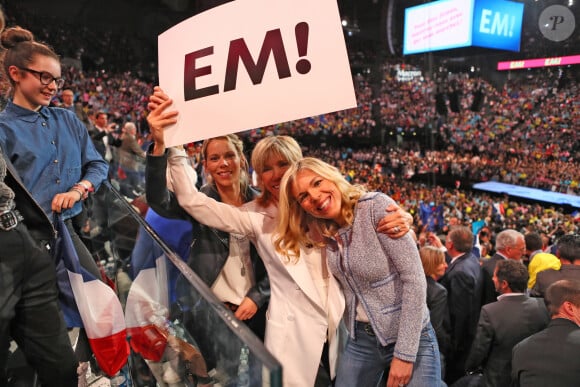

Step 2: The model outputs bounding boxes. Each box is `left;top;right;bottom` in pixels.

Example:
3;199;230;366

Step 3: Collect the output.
492;202;505;220
54;215;129;376
124;248;170;362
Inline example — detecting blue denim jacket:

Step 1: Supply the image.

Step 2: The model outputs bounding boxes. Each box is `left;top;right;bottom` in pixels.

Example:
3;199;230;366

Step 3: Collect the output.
0;101;108;220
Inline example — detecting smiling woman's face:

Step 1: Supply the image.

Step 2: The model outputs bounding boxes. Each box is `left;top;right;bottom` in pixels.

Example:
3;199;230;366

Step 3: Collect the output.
259;154;291;203
291;169;343;224
203;138;241;190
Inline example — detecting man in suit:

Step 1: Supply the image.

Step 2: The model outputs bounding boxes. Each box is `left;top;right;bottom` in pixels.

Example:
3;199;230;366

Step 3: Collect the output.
532;234;580;297
466;260;549;387
512;279;580;386
439;226;482;384
481;229;525;306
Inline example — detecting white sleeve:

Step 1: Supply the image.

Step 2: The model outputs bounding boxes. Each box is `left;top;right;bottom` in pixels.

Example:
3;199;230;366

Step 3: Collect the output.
166;148;197;192
166;147;257;238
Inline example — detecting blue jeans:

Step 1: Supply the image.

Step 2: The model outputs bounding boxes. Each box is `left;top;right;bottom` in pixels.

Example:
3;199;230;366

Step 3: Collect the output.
335;322;441;387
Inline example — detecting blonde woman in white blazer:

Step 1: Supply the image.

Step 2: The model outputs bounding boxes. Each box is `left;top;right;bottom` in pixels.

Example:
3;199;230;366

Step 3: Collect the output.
146;87;412;386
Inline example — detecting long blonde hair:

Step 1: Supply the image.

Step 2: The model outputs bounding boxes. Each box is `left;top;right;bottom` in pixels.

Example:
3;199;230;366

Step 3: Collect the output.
275;157;366;261
250;135;302;206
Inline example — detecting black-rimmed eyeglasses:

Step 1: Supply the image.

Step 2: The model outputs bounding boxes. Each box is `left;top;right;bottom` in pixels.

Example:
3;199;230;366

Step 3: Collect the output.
17;67;65;89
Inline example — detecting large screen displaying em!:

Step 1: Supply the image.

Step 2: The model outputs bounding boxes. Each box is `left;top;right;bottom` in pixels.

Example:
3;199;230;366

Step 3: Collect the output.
403;0;524;55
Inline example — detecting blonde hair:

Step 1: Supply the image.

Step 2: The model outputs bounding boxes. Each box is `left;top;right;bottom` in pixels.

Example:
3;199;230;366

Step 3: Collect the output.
201;134;250;194
275;157;366;261
250;135;303;206
419;246;445;278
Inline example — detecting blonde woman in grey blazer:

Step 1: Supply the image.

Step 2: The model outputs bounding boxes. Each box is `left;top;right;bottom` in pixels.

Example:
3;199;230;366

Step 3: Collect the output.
276;157;441;387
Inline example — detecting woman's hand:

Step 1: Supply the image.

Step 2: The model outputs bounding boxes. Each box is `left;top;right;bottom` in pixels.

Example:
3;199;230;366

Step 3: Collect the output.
146;86;178;156
386;357;413;387
234;297;258;321
377;203;413;238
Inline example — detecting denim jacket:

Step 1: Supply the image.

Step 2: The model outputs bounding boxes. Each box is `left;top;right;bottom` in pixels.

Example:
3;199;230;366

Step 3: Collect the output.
0;101;108;220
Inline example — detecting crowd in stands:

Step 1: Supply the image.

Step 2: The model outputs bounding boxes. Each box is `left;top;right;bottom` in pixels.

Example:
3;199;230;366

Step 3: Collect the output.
0;1;158;79
1;0;578;237
247;61;579;194
0;27;572;245
3;1;578;197
301;145;579;246
376;62;578;194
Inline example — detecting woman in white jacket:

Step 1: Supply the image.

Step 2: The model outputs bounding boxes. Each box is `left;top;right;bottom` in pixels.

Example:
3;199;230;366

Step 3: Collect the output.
146;87;412;386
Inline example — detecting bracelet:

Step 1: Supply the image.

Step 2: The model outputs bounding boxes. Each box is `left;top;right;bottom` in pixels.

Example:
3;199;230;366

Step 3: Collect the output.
72;185;88;200
70;187;84;201
73;182;94;200
75;181;93;192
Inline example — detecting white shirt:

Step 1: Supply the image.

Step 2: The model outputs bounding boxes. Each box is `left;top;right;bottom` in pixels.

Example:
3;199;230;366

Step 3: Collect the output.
211;233;254;305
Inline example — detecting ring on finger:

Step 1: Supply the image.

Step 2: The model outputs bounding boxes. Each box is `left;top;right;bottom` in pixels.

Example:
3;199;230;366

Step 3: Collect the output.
393;226;400;233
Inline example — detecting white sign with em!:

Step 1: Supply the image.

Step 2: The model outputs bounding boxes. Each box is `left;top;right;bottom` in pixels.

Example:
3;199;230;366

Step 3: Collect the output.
157;0;357;147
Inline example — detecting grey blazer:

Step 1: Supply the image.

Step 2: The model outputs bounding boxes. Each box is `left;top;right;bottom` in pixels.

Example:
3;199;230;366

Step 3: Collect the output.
325;192;430;362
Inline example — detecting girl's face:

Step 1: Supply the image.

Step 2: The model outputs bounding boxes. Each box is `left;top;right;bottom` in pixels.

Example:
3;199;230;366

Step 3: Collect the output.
11;56;61;110
291;169;343;225
260;154;291;203
203;139;242;191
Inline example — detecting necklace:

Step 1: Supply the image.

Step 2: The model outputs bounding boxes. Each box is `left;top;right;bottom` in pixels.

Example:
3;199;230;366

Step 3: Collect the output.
231;232;248;277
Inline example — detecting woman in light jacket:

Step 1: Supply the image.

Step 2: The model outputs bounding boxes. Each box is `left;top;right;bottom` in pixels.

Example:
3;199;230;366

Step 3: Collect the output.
146;87;413;387
275;157;441;387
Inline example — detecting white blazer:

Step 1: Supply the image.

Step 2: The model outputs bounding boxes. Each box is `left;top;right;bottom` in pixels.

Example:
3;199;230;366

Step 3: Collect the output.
167;149;345;387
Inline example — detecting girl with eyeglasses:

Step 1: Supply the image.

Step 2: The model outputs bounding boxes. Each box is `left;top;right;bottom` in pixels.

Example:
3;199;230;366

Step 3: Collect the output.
0;26;109;383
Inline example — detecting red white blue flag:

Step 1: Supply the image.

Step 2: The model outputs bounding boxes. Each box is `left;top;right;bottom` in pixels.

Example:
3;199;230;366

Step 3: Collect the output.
124;249;170;362
54;215;129;376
